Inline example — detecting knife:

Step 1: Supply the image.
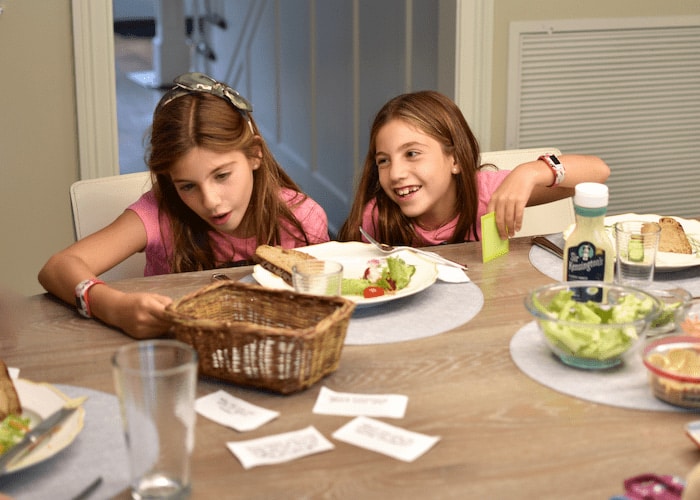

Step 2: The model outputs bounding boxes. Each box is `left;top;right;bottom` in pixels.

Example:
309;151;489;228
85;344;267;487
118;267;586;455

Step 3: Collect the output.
0;405;78;473
531;235;564;258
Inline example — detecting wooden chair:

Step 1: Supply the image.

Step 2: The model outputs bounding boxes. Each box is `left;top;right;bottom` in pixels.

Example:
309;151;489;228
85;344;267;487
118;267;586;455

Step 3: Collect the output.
70;171;152;281
479;147;575;237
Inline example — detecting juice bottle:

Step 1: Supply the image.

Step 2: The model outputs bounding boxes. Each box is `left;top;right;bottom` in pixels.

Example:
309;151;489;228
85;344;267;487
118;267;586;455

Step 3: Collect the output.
563;183;614;294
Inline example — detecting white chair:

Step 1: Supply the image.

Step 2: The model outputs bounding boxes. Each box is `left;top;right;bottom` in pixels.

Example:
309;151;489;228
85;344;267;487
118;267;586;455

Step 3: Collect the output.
479;147;575;237
70;171;152;281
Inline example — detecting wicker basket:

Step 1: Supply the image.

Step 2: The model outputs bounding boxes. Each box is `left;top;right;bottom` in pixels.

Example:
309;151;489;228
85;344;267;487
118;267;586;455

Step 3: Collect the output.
164;280;356;394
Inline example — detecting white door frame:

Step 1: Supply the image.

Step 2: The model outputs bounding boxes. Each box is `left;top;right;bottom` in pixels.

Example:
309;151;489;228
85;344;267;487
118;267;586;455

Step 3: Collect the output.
71;0;491;180
72;0;120;179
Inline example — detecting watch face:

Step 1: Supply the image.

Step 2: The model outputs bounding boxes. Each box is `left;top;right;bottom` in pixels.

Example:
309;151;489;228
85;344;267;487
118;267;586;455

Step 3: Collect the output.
550;155;561;165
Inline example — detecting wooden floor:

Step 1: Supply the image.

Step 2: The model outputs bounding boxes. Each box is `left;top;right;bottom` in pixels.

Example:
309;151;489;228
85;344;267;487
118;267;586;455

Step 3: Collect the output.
114;34;163;174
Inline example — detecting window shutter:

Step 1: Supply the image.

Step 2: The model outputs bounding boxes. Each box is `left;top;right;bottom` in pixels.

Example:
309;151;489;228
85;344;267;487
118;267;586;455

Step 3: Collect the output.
507;17;700;217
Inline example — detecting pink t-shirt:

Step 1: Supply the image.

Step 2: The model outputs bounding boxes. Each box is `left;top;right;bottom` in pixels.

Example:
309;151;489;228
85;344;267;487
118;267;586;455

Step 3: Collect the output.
360;169;511;245
128;188;329;276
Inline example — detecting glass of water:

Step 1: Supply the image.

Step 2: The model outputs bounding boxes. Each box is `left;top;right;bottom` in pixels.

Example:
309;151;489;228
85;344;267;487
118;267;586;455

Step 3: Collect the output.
614;220;661;285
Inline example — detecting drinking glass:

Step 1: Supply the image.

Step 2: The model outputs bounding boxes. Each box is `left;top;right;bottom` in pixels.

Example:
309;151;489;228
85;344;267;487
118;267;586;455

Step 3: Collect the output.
113;340;198;499
292;260;343;296
615;221;661;285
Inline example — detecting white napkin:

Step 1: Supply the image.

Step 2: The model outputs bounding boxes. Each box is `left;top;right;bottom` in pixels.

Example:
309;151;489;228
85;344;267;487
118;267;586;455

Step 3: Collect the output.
8;367;19;379
195;390;279;432
312;386;408;418
437;265;470;283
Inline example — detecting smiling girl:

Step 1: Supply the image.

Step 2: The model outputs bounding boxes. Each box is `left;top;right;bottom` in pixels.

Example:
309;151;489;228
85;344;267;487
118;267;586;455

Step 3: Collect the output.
338;90;609;246
39;73;329;338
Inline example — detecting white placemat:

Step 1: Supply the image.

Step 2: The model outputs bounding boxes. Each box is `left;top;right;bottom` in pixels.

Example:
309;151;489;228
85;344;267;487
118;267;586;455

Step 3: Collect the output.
0;386;129;499
346;281;483;345
510;321;699;413
240;274;483;345
529;240;700;296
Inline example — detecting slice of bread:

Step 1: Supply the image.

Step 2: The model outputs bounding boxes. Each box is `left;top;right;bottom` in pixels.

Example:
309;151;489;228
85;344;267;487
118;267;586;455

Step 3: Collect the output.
254;245;317;285
0;360;21;421
657;217;693;254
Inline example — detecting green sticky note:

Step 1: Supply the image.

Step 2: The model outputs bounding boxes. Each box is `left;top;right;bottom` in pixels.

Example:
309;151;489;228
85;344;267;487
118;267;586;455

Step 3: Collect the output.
481;212;509;263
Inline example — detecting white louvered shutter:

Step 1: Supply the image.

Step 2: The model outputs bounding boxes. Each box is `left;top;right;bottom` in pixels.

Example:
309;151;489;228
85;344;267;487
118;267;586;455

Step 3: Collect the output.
506;17;700;217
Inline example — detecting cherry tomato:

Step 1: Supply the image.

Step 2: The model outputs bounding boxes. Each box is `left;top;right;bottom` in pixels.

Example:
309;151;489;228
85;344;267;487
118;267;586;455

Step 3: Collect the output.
363;286;385;298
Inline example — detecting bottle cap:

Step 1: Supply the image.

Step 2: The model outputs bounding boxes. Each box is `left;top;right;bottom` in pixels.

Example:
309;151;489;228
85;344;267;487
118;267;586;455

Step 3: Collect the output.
574;182;608;208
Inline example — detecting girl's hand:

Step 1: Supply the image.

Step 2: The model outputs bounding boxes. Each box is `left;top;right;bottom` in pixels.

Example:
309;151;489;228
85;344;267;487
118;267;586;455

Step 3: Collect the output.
486;171;535;239
95;290;174;339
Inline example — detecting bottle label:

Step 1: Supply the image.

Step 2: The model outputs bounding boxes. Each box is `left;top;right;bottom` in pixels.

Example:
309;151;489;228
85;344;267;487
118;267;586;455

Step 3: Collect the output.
566;241;607;299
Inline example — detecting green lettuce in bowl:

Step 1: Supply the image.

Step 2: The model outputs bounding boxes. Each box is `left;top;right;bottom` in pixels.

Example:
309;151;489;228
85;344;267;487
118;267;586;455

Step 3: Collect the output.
525;281;662;370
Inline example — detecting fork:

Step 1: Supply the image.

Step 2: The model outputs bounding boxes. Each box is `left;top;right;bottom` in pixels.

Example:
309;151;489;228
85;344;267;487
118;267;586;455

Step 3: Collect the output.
359;227;468;270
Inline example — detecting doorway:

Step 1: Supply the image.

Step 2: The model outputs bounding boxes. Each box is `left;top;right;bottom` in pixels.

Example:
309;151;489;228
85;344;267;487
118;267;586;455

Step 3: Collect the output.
113;4;164;174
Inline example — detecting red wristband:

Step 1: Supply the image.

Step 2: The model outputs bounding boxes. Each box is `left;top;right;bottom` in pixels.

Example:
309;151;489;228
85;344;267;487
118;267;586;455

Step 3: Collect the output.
75;278;105;318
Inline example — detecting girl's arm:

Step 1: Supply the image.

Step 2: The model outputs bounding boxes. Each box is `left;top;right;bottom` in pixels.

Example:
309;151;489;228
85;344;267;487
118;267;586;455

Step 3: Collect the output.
486;154;610;238
38;210;173;338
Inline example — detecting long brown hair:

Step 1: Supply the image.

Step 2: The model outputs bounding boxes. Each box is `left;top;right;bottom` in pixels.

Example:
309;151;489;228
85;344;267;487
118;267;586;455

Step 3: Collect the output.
338;90;482;245
147;92;310;272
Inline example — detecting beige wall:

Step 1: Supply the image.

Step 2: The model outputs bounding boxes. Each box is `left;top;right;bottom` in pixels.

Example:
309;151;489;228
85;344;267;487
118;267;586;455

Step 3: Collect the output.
0;1;78;296
489;0;700;149
1;0;698;297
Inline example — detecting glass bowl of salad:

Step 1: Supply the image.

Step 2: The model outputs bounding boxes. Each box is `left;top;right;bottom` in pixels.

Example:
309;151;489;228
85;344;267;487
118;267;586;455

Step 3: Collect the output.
641;284;693;338
525;281;662;370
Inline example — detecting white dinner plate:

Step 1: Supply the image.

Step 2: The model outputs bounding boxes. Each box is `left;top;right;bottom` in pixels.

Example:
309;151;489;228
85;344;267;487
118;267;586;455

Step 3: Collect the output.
3;379;86;474
252;241;438;307
605;214;700;271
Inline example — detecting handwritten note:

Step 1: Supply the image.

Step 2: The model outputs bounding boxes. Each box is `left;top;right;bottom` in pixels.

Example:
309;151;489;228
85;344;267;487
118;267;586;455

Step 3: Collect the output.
332;416;440;462
227;426;334;469
312;386;408;418
195;390;279;432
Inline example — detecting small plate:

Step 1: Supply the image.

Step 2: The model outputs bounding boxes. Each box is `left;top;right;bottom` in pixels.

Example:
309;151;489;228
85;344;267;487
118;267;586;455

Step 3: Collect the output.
252;241;438;307
3;379;85;474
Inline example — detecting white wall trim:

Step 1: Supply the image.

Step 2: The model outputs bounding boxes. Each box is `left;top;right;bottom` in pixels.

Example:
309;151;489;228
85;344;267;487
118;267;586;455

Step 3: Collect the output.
454;0;493;150
72;0;119;179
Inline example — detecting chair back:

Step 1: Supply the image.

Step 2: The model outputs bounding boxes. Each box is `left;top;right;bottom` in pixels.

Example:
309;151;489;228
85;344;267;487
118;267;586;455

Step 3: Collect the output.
479;147;574;237
70;172;152;281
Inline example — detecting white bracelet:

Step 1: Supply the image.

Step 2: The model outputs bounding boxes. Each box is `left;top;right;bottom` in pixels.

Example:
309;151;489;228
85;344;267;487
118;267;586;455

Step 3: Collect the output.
539;154;565;187
74;278;105;318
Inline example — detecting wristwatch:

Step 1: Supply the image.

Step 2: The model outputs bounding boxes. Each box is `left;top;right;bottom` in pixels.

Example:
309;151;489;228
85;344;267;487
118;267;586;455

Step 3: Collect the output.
538;154;565;187
75;278;105;318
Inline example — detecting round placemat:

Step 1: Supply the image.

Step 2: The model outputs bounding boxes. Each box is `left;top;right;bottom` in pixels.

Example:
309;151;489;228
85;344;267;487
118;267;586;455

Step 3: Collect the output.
346;281;483;345
510;321;698;413
529;244;700;296
0;385;129;499
242;273;483;345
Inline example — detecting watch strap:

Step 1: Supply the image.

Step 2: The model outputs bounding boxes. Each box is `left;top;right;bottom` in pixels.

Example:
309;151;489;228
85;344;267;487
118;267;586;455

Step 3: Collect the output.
75;278;105;318
539;154;565;187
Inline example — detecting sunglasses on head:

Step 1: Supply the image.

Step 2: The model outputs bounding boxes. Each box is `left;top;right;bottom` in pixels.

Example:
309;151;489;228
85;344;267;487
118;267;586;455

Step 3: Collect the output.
157;72;254;133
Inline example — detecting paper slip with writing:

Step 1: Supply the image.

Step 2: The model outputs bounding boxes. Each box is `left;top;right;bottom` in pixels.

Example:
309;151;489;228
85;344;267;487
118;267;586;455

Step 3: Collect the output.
332;416;440;462
227;426;334;470
312;386;408;419
195;390;279;432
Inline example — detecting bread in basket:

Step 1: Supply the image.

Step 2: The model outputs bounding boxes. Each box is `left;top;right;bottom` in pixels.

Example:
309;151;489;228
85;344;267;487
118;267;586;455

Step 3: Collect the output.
164;280;356;394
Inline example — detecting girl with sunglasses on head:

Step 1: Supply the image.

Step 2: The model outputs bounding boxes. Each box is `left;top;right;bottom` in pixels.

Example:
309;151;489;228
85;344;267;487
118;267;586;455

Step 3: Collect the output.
39;73;329;339
338;90;610;245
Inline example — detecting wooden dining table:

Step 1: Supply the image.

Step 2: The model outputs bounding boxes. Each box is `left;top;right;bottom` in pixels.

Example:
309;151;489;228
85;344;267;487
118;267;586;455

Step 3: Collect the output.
2;237;699;499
